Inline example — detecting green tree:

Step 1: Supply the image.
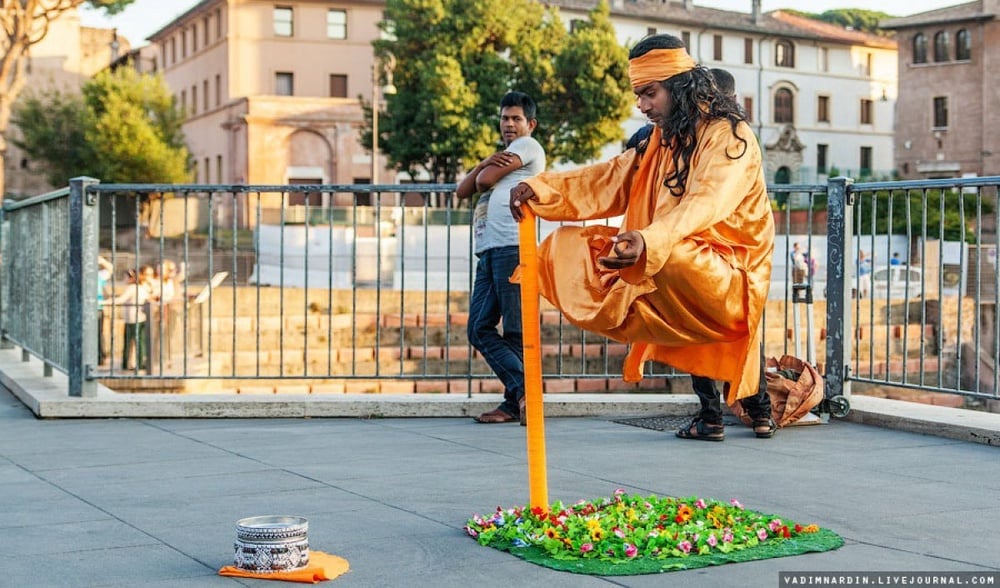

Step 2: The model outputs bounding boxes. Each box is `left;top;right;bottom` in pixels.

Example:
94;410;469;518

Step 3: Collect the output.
783;8;894;35
369;0;631;184
854;189;993;243
12;67;190;185
0;0;135;198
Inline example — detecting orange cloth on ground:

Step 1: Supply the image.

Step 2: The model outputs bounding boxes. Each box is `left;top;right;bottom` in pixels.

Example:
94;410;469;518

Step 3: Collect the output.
522;122;774;403
218;551;349;583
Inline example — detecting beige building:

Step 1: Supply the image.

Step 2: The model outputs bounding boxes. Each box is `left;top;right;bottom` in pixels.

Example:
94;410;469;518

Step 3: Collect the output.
4;9;130;198
882;1;1000;179
149;0;390;227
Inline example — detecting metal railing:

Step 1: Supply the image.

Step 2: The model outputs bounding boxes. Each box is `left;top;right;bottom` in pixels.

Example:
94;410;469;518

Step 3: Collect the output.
1;175;998;406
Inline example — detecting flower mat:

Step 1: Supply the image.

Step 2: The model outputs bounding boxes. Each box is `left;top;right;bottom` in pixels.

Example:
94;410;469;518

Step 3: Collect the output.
465;490;843;576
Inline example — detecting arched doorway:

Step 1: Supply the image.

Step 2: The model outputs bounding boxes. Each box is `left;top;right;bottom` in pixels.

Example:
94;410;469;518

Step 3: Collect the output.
775;166;791;184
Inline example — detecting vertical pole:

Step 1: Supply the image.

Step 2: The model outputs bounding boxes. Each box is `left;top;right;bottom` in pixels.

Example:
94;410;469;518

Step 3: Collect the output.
371;62;379;186
518;209;548;512
824;176;854;399
68;177;100;397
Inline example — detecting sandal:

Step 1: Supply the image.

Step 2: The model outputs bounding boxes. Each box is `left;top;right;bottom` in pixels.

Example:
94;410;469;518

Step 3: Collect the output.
675;417;725;442
752;417;777;439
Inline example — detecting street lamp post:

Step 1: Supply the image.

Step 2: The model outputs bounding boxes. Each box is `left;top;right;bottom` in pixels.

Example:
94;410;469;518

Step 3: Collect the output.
371;56;396;185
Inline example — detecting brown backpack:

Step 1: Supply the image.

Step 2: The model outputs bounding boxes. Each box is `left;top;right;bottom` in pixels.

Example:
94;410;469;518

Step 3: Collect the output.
729;355;824;428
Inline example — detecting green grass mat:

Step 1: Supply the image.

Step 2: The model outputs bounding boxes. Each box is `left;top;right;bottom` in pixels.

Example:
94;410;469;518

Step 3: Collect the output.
466;491;843;576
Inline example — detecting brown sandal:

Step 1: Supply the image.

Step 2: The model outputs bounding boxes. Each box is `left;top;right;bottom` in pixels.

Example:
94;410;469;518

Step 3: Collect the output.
752;417;777;439
676;417;725;442
474;408;518;424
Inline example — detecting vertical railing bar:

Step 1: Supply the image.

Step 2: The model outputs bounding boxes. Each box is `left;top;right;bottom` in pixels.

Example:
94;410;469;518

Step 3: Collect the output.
207;194;215;376
279;190;286;378
182;192;190;376
231;190;239;379
327;193;334;377
255;193;262;378
303;191;311;377
68;177;99;397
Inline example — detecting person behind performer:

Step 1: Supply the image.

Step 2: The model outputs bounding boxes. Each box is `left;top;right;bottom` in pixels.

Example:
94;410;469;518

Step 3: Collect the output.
456;91;546;425
510;34;776;440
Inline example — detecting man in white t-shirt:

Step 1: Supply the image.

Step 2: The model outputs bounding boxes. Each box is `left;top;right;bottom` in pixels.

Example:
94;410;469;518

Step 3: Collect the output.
456;91;546;425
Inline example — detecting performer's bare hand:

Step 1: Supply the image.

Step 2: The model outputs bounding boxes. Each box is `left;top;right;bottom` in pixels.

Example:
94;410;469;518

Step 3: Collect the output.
598;231;645;269
510;182;537;222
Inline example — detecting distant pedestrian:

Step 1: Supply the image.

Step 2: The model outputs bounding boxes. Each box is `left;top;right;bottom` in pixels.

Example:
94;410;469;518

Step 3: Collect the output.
890;252;902;266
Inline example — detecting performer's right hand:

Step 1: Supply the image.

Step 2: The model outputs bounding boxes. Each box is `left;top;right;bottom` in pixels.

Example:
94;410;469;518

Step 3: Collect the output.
510;182;537;222
598;231;645;269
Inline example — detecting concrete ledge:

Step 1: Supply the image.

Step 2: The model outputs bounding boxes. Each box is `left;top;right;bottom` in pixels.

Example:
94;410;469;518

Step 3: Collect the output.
0;349;697;419
4;349;1000;448
845;395;1000;446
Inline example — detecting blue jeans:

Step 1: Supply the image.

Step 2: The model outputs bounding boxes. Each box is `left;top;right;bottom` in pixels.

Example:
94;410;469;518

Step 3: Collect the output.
468;246;523;416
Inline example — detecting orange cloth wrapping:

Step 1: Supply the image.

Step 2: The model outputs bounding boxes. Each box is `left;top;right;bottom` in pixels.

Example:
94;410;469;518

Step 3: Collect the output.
218;551;350;583
628;47;696;89
523;121;774;403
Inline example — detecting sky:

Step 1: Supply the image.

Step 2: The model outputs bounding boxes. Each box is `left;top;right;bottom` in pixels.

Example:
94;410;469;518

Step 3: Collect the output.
80;0;963;46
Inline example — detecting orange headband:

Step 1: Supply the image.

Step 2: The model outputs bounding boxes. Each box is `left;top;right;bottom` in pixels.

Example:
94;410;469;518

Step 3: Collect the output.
628;47;696;90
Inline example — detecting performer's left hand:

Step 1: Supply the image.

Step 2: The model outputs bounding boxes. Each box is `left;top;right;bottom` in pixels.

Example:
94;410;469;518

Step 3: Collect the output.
598;231;644;269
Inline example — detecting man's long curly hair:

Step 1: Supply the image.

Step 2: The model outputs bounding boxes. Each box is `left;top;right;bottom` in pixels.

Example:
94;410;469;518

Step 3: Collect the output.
630;34;750;196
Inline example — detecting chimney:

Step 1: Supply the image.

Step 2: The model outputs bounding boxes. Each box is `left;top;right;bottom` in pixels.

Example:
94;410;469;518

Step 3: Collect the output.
752;0;761;23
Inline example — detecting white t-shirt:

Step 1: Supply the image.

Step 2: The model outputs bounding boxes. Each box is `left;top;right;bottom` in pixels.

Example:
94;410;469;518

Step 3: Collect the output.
472;136;546;254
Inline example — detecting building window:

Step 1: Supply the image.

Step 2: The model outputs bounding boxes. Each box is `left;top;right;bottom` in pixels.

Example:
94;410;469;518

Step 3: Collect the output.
192;23;198;52
181;29;187;58
775;39;795;68
817;144;828;174
204;16;210;45
275;72;294;96
180;90;187;113
819;47;829;72
191;85;197;114
860;99;873;125
204;157;210;182
215;74;221;106
774;88;793;124
216;8;222;38
933;30;949;62
329;74;347;98
956;29;971;60
203;80;209;111
327;9;347;39
713;35;722;60
933;96;948;128
274;6;293;37
647;27;656;36
744;38;753;64
863;53;873;77
860;146;872;176
569;19;583;33
681;31;691;49
913;33;927;64
170;38;176;63
817;95;830;123
743;96;753;122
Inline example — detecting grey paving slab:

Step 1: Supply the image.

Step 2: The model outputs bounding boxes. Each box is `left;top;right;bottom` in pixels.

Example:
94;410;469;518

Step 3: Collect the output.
2;385;999;588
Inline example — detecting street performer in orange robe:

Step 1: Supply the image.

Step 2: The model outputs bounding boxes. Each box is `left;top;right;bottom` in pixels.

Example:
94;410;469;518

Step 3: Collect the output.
509;34;777;441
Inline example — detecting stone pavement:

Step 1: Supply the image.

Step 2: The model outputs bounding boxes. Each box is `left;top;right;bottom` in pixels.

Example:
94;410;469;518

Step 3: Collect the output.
2;370;1000;587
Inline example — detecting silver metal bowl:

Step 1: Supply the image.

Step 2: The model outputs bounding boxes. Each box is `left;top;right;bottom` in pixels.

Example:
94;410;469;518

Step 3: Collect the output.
234;515;309;573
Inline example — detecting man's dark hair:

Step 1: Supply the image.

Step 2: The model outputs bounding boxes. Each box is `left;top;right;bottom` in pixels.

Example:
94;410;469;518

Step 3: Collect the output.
500;91;537;121
629;34;749;196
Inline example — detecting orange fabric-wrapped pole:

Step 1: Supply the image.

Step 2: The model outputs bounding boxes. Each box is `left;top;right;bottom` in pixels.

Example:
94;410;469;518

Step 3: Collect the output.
518;209;548;511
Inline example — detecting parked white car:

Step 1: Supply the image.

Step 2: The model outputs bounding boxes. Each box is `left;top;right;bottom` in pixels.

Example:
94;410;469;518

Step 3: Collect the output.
857;265;923;299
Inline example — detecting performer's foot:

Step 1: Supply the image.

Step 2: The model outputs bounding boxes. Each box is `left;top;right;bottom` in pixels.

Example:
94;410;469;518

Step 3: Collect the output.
675;417;725;442
518;397;526;427
752;417;777;438
474;408;518;423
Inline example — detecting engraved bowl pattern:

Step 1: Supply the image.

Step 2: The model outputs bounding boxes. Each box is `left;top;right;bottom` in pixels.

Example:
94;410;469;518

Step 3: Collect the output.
233;515;310;573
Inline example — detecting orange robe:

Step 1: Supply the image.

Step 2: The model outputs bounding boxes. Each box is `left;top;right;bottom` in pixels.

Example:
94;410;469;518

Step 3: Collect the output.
522;120;774;402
